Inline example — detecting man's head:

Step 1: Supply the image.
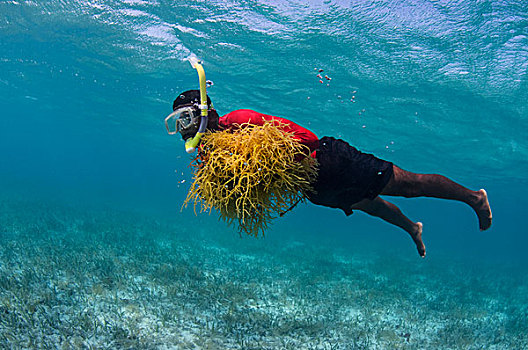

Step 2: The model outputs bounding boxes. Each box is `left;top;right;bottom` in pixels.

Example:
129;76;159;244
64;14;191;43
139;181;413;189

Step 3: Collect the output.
171;90;219;140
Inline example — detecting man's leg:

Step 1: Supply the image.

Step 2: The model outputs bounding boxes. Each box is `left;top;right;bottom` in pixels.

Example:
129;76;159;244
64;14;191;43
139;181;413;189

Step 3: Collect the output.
352;197;426;258
381;166;492;231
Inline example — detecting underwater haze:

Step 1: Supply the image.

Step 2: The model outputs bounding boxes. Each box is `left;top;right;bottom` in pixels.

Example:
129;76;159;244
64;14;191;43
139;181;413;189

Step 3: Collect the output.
1;0;527;348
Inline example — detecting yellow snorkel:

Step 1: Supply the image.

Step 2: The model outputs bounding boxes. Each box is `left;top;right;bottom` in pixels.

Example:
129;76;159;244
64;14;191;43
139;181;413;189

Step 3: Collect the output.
185;57;208;153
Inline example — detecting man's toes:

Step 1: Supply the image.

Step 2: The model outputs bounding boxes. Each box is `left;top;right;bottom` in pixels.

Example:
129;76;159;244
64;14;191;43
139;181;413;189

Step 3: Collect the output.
418;244;426;258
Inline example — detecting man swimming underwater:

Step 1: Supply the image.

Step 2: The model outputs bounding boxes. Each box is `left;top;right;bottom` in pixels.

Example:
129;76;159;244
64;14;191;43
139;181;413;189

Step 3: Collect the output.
166;89;492;258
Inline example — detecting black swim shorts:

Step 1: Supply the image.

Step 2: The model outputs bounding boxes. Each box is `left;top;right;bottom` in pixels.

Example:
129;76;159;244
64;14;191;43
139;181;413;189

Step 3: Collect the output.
307;136;393;215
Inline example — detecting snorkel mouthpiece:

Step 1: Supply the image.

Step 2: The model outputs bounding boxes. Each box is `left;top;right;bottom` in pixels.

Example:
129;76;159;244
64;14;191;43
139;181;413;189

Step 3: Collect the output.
185;57;209;153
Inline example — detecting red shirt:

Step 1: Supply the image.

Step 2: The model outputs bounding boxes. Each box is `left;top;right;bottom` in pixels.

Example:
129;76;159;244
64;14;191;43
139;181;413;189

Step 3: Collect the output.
219;109;319;156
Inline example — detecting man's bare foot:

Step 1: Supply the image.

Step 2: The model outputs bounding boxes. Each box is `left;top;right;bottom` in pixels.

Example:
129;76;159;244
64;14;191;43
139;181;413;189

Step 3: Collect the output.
411;222;426;258
474;189;492;231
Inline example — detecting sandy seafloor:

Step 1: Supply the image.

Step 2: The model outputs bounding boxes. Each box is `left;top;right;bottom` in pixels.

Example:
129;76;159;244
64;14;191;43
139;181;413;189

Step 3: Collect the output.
1;198;526;349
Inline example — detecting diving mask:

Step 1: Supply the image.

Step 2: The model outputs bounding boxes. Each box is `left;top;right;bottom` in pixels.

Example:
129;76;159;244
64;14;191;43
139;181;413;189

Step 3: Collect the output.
164;105;200;136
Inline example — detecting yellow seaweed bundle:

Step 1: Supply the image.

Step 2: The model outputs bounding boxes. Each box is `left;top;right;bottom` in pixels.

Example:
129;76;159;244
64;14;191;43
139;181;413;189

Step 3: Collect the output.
184;121;317;237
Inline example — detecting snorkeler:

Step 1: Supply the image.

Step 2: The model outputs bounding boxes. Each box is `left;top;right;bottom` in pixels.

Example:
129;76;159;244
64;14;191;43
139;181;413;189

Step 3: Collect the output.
166;89;492;258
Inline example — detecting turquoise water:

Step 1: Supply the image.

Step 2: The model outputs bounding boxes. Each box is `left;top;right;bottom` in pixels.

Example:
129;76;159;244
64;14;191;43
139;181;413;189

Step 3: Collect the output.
1;0;527;348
